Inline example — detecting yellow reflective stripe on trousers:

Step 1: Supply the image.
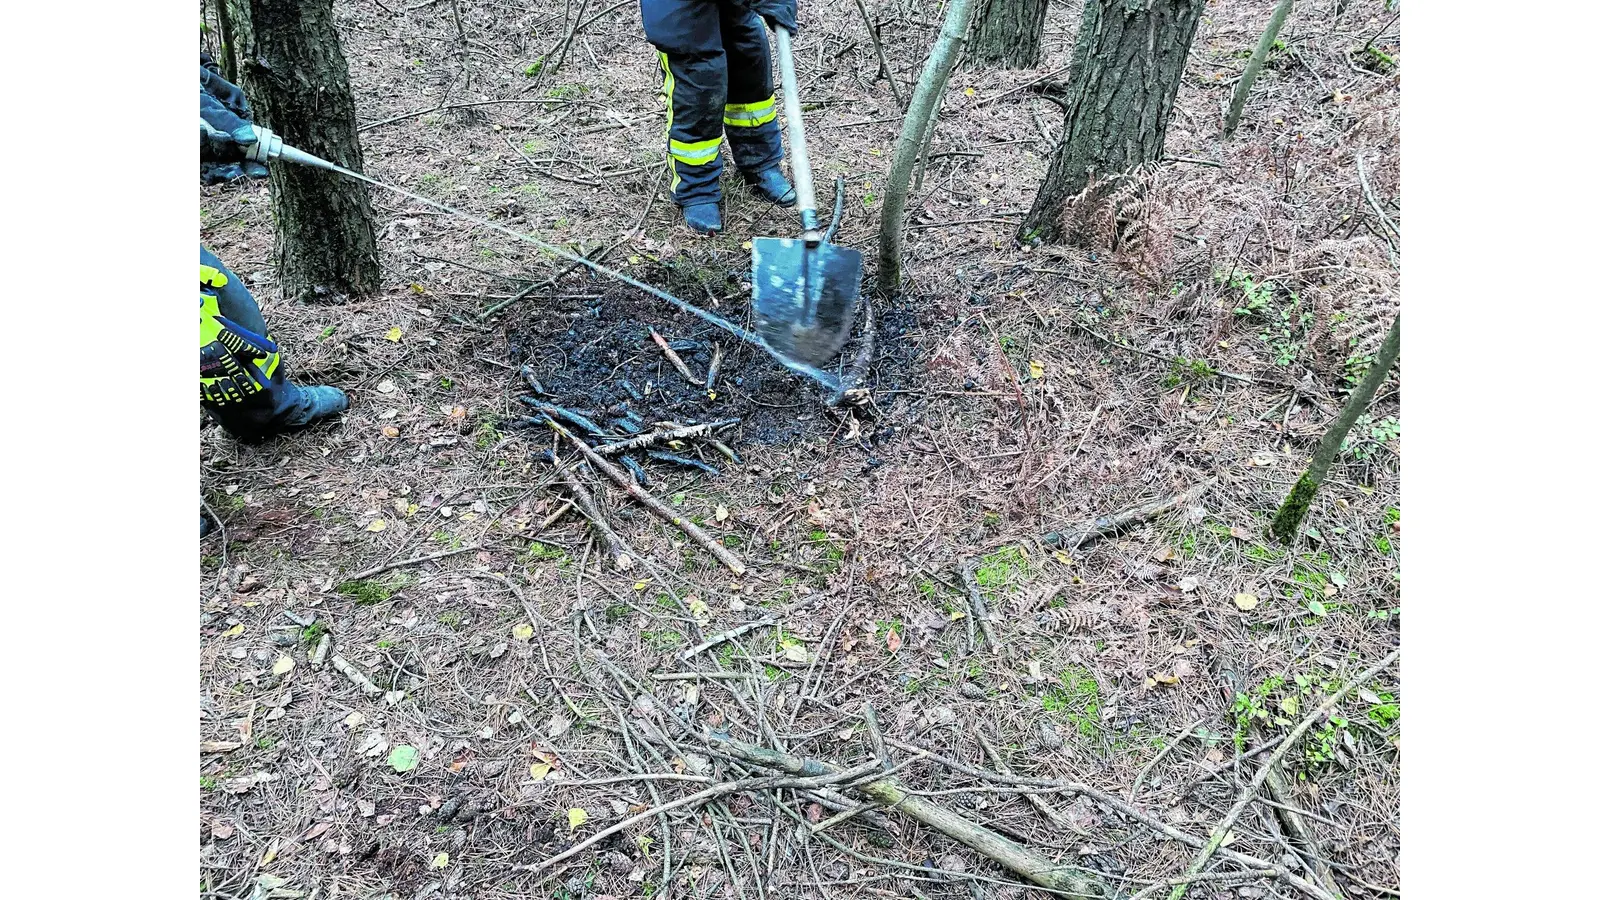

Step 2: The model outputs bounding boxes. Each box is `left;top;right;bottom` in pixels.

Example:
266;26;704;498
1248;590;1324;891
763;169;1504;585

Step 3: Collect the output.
723;96;776;128
669;137;722;165
659;52;681;191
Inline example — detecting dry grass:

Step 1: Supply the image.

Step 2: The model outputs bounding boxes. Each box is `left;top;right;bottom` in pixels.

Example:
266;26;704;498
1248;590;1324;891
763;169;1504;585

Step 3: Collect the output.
199;2;1401;898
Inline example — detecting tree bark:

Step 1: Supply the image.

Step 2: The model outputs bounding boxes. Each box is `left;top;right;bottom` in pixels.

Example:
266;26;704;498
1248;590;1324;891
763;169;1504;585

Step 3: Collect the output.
226;0;381;298
1270;314;1400;543
877;0;979;294
1019;0;1204;245
214;0;239;83
972;0;1050;69
1224;0;1293;138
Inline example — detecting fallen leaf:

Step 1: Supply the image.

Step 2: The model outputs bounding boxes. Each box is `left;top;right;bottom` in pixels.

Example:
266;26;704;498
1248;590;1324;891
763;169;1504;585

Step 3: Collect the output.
201;740;242;753
1248;451;1276;467
387;744;420;772
512;623;534;642
222;623;245;638
211;821;235;839
381;425;400;438
1330;571;1349;588
567;807;589;831
1233;593;1259;611
1306;599;1328;617
344;711;366;728
779;637;809;663
271;656;295;676
367;519;388;533
688;596;710;623
530;762;553;781
1359;688;1382;704
386;327;403;342
805;803;823;823
885;627;903;653
1028;359;1045;379
1152;673;1180;686
431;852;450;869
548;713;572;739
633;579;651;591
377;380;397;394
1178;575;1200;593
963;87;976;96
714;504;730;523
1280;696;1300;716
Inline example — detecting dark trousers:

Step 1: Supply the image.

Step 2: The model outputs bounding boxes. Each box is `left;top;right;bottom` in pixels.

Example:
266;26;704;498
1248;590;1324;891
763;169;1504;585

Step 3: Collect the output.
641;0;784;206
200;245;316;440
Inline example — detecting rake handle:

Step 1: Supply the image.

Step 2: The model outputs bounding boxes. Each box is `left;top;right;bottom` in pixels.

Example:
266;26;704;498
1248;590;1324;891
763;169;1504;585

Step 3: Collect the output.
773;26;820;244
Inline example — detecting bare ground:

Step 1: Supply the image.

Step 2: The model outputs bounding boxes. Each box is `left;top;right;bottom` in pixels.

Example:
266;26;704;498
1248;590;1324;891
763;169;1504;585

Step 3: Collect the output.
199;2;1401;898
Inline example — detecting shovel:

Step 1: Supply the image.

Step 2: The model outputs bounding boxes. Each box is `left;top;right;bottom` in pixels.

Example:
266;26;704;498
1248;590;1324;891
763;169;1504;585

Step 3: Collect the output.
750;26;864;368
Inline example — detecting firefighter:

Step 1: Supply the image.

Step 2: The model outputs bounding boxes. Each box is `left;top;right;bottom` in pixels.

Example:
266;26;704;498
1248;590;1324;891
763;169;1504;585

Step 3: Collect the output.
640;0;800;234
200;54;348;534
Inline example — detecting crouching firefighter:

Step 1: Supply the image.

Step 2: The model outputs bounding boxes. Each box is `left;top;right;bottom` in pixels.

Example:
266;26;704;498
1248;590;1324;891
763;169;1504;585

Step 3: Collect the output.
200;54;348;535
641;0;800;234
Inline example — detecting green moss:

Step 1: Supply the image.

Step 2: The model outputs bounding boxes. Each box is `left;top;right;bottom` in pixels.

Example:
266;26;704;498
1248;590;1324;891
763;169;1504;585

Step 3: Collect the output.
299;622;327;647
337;579;398;605
1270;472;1320;543
975;546;1029;592
641;630;683;651
1043;665;1102;738
604;603;632;623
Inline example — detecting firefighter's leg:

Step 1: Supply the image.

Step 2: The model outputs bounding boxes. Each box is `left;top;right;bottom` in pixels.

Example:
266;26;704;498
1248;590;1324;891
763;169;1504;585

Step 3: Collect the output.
642;0;729;231
717;2;792;206
200;246;346;440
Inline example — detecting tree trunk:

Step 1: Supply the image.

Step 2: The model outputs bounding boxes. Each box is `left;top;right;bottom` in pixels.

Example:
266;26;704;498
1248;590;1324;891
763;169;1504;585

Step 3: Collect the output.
1270;315;1400;543
877;0;979;294
214;0;238;83
226;0;381;298
1019;0;1204;245
972;0;1050;68
1224;0;1293;138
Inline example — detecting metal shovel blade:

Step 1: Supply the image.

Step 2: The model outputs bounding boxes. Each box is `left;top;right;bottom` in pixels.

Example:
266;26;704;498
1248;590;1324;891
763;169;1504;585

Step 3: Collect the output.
750;237;863;367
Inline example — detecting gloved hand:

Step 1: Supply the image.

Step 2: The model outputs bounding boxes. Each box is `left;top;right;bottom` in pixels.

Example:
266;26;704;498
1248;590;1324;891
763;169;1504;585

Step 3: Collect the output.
748;0;798;35
200;63;269;184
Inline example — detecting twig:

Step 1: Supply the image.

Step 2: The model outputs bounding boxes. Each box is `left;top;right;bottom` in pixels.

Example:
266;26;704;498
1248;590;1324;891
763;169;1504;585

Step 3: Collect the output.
594;420;739;456
1169;648;1400;900
544;418;747;575
881;735;1339;900
679;617;778;662
547;455;634;570
1073;322;1258;384
1130;869;1284;900
542;0;592;81
331;655;382;695
504;135;600;186
535;500;575;533
1356;155;1401;244
338;544;480;584
1130;720;1204;802
1046;478;1218;554
200;497;227;570
828;295;876;407
957;559;1002;652
704;733;1108;898
310;634;331;668
853;0;905;109
1029;402;1104;490
976;728;1084;835
704;343;724;391
516;762;883;874
809;800;881;834
650;329;705;385
359;97;572;132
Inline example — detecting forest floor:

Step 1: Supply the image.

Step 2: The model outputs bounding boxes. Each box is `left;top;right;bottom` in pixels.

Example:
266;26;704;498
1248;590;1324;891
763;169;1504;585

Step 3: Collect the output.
199;2;1401;899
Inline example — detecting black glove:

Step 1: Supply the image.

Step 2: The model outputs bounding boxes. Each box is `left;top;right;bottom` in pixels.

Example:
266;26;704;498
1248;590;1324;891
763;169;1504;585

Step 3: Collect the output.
748;0;798;36
200;64;268;183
